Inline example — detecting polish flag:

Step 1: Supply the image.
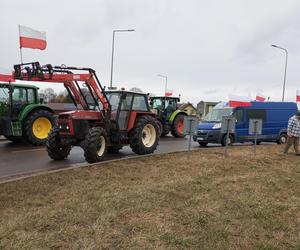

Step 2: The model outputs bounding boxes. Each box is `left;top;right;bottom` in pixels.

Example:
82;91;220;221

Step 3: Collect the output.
19;25;47;50
296;90;300;102
165;89;173;97
256;93;267;102
229;95;252;107
0;68;14;82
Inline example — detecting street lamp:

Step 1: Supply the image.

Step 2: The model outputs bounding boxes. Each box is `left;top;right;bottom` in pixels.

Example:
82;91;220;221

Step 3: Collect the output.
271;44;288;102
110;29;135;88
157;74;168;96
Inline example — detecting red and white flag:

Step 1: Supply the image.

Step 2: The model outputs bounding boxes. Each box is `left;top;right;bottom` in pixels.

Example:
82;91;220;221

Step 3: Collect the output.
229;95;252;107
19;25;47;50
256;92;267;102
296;90;300;102
165;89;173;97
0;67;14;82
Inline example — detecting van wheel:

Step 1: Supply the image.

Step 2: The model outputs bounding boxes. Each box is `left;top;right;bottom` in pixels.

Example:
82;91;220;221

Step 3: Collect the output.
277;133;287;144
221;134;234;146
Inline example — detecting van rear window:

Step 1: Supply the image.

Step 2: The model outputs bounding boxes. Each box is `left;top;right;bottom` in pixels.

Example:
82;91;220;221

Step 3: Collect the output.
246;109;266;121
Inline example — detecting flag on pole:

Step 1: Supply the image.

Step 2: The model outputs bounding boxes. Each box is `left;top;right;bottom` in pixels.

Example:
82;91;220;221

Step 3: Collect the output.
296;90;300;102
19;25;47;50
165;89;173;97
0;67;14;82
255;92;267;102
229;95;252;107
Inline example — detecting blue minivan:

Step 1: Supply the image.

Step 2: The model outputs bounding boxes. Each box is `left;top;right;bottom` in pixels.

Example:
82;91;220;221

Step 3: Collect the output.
193;101;298;146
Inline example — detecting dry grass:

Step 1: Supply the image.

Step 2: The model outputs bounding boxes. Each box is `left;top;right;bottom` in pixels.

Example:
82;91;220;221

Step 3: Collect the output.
0;145;300;249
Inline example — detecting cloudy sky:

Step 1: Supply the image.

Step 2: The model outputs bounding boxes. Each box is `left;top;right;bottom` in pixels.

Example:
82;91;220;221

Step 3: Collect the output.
1;0;300;104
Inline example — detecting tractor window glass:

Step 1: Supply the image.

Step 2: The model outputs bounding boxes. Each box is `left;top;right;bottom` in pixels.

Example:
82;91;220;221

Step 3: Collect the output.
27;89;36;104
121;94;133;110
13;88;27;104
132;95;148;111
107;93;120;111
152;99;163;109
246;109;266;121
0;87;9;103
0;87;9;115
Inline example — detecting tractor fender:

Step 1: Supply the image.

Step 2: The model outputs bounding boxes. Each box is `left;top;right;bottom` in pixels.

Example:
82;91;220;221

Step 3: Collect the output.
168;110;188;124
18;104;55;122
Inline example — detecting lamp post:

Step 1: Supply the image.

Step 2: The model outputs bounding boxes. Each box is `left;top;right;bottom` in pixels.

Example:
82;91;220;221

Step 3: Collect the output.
110;29;135;88
157;74;168;96
271;44;288;102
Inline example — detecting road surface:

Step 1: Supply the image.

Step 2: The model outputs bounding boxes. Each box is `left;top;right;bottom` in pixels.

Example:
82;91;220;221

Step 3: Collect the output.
0;136;201;181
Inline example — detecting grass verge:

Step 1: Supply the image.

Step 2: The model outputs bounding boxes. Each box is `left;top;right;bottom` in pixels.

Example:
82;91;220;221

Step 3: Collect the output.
0;145;299;249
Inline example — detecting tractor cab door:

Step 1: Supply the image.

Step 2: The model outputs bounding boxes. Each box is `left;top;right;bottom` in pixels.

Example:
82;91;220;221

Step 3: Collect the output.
165;98;177;120
118;93;133;130
11;87;36;120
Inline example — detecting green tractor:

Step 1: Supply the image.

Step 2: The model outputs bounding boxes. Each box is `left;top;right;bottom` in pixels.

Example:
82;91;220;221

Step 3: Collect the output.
0;82;56;145
149;96;196;138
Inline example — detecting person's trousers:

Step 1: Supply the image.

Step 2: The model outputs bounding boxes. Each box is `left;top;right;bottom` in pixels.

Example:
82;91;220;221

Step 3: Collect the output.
284;136;300;154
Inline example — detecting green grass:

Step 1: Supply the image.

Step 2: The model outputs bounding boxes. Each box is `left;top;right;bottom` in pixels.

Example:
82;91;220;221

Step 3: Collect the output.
0;145;299;249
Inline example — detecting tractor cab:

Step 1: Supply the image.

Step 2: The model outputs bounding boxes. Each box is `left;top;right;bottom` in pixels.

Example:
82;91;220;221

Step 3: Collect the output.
106;90;150;131
150;96;180;121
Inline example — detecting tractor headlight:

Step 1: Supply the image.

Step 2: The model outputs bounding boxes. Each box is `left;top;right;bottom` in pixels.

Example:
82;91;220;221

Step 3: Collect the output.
212;123;221;129
66;125;69;130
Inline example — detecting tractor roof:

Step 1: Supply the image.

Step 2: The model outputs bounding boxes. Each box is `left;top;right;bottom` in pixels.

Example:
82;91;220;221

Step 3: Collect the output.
106;90;147;96
150;96;180;100
0;82;39;89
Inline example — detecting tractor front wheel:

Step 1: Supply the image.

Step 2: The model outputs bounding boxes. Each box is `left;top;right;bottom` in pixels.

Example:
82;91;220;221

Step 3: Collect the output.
171;114;186;138
83;127;107;163
24;110;56;146
46;127;71;160
129;116;159;155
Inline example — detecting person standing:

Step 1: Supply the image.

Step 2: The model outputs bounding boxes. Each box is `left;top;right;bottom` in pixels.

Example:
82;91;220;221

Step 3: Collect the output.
284;111;300;155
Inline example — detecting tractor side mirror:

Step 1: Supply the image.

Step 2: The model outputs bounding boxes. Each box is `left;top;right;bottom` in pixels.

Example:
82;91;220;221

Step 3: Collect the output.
121;93;127;100
40;97;44;104
8;85;14;94
149;101;153;106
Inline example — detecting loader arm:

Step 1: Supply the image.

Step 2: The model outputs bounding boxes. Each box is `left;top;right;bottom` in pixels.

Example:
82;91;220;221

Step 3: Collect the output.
13;62;111;113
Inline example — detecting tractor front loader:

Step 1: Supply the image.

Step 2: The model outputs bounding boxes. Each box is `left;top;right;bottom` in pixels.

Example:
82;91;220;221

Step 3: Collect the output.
13;62;159;163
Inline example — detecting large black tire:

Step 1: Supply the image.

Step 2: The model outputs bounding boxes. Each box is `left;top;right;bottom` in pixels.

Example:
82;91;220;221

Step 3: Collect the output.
129;116;159;155
46;127;71;160
24;109;56;146
171;114;186;138
107;145;123;153
83;127;107;163
277;133;287;144
221;134;234;146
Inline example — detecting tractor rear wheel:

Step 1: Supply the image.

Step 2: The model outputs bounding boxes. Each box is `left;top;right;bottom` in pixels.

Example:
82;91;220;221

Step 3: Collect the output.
83;127;107;163
24;109;56;146
46;127;71;160
171;114;186;138
129;116;159;155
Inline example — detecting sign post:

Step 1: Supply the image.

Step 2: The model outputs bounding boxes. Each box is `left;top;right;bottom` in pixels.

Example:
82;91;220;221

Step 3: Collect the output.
221;116;235;158
183;116;198;159
249;119;262;155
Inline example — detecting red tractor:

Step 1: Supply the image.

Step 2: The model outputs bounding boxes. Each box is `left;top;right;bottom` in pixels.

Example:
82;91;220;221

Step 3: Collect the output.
13;62;159;163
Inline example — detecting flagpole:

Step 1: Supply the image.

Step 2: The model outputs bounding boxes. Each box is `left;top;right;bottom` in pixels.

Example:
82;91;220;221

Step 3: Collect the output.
18;25;23;64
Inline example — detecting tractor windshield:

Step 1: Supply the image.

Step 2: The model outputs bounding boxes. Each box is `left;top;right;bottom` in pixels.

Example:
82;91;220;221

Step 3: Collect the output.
0;85;9;115
107;93;120;111
152;98;163;109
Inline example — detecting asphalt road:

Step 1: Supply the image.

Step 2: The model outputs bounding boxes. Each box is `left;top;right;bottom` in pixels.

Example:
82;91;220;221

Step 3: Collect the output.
0;136;201;181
